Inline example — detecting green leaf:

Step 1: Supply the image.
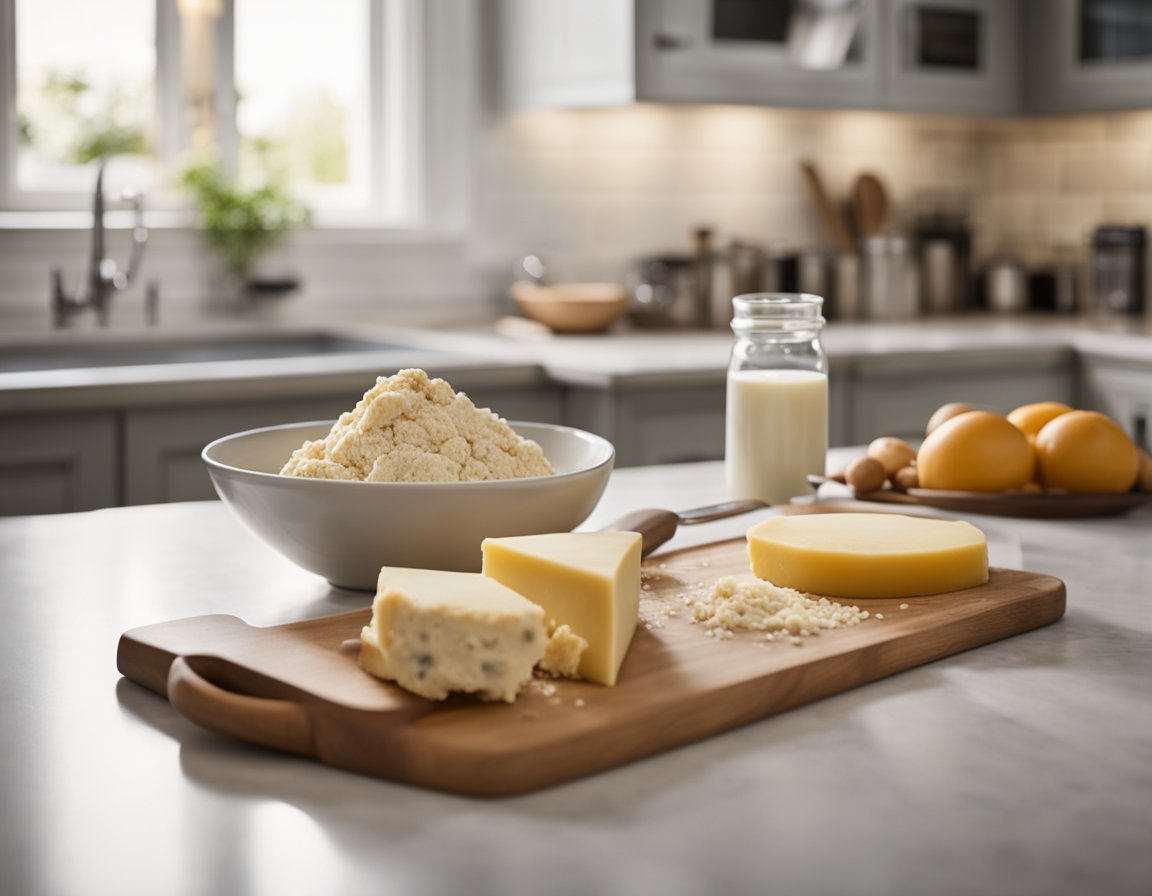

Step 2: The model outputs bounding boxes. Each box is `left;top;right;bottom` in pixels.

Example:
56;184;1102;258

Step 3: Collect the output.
180;161;310;276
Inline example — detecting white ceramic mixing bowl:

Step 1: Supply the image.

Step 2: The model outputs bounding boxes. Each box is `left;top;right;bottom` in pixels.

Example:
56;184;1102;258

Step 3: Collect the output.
203;420;615;590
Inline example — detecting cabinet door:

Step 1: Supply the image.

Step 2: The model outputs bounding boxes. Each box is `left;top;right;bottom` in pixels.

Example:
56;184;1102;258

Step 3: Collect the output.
636;0;885;109
847;351;1075;443
565;383;726;467
1023;0;1152;114
0;413;118;516
884;0;1021;115
498;0;636;108
1079;358;1152;451
123;398;348;506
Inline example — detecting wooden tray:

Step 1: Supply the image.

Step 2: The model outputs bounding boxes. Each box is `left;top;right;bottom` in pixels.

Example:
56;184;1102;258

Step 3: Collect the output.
117;539;1066;797
849;488;1152;518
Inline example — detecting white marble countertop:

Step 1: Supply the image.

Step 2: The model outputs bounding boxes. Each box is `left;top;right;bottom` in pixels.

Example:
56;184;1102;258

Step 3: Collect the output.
1;448;1150;896
1;312;1150;413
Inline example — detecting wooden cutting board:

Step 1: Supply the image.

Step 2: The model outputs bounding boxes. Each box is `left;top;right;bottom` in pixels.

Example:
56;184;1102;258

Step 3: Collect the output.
117;539;1065;797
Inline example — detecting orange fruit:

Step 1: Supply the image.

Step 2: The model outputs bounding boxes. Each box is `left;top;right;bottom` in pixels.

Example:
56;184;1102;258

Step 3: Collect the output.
1007;401;1073;438
917;410;1035;492
926;402;974;436
1034;410;1139;493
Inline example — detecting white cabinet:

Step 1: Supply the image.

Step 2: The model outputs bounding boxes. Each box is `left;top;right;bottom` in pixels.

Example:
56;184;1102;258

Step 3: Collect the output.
1078;355;1152;451
0;413;118;515
1023;0;1152;114
498;0;637;107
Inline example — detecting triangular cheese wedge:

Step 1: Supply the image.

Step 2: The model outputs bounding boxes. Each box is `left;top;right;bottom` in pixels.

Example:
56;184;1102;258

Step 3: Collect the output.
481;531;642;686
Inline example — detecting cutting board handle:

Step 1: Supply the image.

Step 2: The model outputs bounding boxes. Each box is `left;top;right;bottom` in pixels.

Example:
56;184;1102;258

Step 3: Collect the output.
168;655;314;757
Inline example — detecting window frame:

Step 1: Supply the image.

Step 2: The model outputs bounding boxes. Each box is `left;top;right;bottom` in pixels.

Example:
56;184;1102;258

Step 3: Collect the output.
0;0;474;236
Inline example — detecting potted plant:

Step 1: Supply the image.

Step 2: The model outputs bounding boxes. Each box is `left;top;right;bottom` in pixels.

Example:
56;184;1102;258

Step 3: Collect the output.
181;161;309;304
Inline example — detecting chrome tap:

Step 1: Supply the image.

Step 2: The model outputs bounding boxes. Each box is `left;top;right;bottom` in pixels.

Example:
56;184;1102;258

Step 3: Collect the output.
52;160;148;328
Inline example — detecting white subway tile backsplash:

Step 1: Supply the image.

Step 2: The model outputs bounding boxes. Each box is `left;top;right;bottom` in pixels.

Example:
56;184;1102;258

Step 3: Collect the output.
4;105;1152;316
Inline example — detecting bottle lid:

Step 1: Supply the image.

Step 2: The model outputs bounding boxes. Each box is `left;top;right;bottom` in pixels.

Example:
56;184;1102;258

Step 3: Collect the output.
731;293;825;331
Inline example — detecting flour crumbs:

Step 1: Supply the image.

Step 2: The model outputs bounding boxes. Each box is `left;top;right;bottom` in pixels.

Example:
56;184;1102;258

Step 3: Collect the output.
693;576;869;642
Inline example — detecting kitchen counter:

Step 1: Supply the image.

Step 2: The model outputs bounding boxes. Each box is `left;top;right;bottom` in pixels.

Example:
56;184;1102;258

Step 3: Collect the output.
2;449;1149;896
1;312;1151;411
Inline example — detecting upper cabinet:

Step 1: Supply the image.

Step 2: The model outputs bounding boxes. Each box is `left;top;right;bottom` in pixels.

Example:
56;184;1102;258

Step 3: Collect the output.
497;0;1152;117
632;0;885;110
1024;0;1152;114
883;0;1021;116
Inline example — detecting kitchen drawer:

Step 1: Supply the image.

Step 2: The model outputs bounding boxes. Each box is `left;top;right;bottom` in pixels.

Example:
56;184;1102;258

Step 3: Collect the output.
0;412;119;516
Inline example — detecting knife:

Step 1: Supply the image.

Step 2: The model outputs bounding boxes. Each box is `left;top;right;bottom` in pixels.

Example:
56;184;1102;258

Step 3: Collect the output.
605;499;769;558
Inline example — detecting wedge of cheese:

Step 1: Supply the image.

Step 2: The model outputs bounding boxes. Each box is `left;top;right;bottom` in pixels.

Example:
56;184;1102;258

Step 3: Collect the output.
747;512;988;599
481;531;642;686
360;567;546;702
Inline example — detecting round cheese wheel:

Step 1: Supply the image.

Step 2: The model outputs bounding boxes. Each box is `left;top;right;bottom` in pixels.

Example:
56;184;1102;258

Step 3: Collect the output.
747;512;988;599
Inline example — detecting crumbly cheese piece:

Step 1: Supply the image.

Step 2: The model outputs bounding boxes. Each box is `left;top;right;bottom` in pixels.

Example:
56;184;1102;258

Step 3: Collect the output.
693;576;868;641
538;623;588;678
359;567;546;702
281;368;553;482
747;513;988;599
481;531;642;686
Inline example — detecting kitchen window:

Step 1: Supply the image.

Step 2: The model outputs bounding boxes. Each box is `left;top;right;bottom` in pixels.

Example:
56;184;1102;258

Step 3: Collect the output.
0;0;471;231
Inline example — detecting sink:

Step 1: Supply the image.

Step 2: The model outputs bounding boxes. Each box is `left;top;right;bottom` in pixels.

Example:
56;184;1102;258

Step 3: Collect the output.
0;333;434;373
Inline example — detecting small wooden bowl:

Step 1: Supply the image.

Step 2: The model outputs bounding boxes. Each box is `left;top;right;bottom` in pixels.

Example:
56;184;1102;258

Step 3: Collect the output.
512;281;629;334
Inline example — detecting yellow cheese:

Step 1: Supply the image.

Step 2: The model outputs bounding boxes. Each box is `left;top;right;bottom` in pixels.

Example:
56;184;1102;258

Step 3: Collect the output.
360;567;546;702
481;531;642;686
747;512;988;598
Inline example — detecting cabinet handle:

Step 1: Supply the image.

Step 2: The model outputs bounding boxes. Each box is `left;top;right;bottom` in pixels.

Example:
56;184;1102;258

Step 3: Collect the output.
652;32;691;51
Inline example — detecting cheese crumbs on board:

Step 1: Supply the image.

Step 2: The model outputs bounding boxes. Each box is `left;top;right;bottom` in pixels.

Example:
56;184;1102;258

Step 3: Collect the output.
693;576;869;641
280;368;554;482
538;623;588;679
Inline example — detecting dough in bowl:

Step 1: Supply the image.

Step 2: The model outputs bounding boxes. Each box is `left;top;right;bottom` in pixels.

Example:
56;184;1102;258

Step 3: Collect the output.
280;368;554;482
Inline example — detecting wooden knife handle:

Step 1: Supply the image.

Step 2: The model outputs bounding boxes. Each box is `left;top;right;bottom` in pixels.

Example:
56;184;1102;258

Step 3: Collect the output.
603;508;680;557
168;655;314;757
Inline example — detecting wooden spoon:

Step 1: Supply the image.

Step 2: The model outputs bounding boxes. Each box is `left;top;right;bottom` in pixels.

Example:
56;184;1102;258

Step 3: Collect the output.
853;173;889;237
799;160;855;253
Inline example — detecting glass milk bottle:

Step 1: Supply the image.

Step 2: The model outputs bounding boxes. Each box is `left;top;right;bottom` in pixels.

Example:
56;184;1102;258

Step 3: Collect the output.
725;293;828;505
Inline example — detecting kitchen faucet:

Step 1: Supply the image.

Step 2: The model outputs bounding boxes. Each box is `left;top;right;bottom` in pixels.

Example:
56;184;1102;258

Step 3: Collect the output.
52;160;148;327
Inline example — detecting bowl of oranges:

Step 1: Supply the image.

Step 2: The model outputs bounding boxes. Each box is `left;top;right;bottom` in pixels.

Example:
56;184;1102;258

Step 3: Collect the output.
824;401;1152;518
